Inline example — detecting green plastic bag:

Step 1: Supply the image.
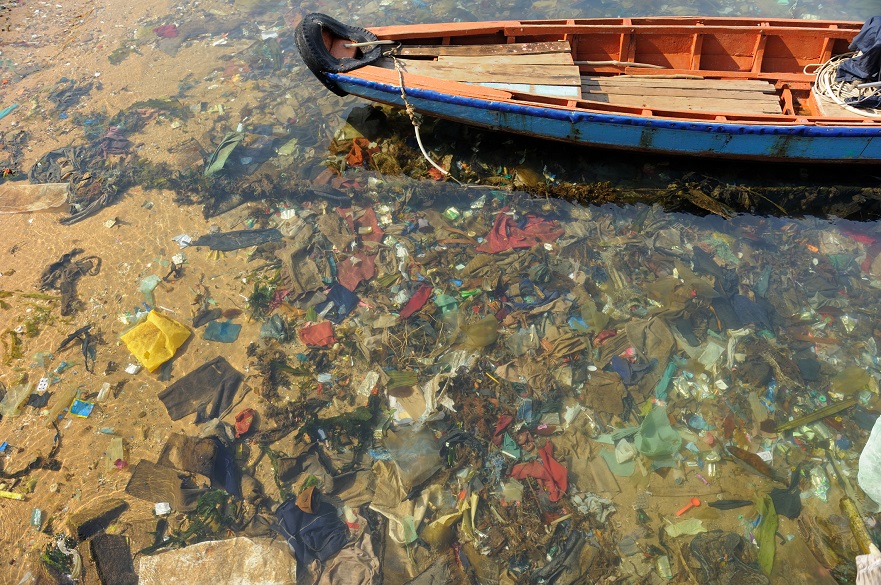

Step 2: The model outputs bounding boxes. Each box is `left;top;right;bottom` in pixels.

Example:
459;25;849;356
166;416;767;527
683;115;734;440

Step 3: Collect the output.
204;132;244;176
756;495;778;575
635;407;682;458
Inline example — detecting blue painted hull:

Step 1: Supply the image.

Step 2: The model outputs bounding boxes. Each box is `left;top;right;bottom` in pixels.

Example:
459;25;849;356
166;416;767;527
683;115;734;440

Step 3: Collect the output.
330;73;881;163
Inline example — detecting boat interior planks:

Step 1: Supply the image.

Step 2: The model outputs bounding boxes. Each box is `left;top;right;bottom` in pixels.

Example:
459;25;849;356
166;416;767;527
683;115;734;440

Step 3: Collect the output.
395;41;571;57
580;75;782;115
380;41;582;99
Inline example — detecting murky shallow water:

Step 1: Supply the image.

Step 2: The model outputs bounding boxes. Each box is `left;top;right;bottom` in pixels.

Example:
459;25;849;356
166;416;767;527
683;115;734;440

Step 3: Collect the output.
1;0;881;583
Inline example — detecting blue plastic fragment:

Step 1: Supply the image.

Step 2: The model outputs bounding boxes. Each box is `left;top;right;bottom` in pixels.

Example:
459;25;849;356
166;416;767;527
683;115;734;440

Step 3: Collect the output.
0;104;18;120
70;399;95;418
203;320;242;343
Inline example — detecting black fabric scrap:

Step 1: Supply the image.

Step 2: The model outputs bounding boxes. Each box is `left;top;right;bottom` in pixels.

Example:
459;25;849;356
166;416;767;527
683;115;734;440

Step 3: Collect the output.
275;497;348;572
770;464;805;519
158;356;243;422
708;499;754;510
38;249;101;316
672;316;700;346
731;294;773;331
99;126;131;157
191;228;282;251
692;247;738;296
90;533;137;585
193;307;222;328
796;357;821;381
710;296;741;331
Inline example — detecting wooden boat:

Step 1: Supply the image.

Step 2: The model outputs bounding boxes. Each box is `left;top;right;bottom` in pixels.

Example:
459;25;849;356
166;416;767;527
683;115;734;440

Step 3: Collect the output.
296;14;881;163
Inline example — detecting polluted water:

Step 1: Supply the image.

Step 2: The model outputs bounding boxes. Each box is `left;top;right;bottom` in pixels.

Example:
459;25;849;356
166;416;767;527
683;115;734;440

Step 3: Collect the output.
1;0;881;583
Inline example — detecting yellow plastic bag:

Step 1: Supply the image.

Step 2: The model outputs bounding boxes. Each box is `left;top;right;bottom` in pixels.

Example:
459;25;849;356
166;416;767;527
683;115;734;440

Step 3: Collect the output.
121;311;191;371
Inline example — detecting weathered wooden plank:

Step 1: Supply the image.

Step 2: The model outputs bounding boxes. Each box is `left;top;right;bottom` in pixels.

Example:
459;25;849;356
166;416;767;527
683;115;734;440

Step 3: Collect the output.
437;52;574;65
581;76;774;90
348;66;515;100
581;90;780;109
581;83;780;102
376;58;581;85
477;82;581;98
396;41;571;57
620;67;815;83
581;93;781;114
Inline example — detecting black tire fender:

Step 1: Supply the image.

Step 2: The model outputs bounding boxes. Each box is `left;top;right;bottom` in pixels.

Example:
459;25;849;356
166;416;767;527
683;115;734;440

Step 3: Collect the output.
295;13;383;96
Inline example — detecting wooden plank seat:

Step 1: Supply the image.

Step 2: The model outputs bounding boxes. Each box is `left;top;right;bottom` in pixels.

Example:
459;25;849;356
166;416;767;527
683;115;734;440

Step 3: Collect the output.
378;41;582;99
580;75;782;115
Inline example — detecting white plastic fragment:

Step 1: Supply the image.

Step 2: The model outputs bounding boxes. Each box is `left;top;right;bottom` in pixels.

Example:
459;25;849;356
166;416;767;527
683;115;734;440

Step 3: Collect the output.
171;234;192;249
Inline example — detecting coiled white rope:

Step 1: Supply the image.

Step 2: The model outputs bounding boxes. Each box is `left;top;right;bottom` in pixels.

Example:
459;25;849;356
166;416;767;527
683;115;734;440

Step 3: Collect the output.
808;52;881;118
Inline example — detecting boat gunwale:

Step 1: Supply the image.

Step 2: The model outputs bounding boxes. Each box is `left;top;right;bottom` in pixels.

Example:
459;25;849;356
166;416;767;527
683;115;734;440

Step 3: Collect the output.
367;17;865;39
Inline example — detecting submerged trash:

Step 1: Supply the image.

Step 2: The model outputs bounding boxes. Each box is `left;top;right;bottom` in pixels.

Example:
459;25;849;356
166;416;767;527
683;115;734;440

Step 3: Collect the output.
6;9;881;584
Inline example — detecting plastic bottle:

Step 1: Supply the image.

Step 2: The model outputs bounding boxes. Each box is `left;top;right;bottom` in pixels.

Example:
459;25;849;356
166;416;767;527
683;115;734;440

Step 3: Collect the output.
811;466;830;502
96;382;112;403
656;555;673;579
44;386;78;427
0;381;34;417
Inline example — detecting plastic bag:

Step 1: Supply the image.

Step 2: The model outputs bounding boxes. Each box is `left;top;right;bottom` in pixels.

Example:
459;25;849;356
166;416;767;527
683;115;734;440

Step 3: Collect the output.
461;315;499;349
120;310;190;372
384;427;442;491
635;407;682;458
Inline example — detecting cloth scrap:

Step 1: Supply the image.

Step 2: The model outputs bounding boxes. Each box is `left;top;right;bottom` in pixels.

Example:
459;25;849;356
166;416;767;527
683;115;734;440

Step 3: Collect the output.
315;283;360;323
157;356;243;423
476;209;564;254
338;251;376;292
399;284;432;319
299;321;336;347
510;440;568;502
275;497;349;569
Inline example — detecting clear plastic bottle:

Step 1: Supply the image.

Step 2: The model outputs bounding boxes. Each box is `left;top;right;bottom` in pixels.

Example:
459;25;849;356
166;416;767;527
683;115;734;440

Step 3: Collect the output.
811;466;830;502
656;555;673;579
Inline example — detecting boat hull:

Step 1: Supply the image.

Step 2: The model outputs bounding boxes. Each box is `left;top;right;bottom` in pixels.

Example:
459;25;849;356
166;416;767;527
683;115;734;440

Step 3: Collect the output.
331;73;881;163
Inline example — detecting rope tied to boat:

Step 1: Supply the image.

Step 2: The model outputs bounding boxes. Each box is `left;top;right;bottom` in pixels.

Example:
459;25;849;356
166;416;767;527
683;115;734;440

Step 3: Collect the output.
809;53;881;118
388;52;463;184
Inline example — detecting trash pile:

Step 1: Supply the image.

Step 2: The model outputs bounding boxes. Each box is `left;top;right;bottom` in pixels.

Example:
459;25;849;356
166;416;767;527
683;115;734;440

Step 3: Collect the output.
8;174;881;583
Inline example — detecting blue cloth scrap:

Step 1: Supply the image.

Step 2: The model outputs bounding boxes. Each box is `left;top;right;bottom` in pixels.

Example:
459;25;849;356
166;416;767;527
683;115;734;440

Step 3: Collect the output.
611;356;657;386
203;320;242;342
838;16;881;83
510;290;560;310
316;283;359;323
211;437;242;499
